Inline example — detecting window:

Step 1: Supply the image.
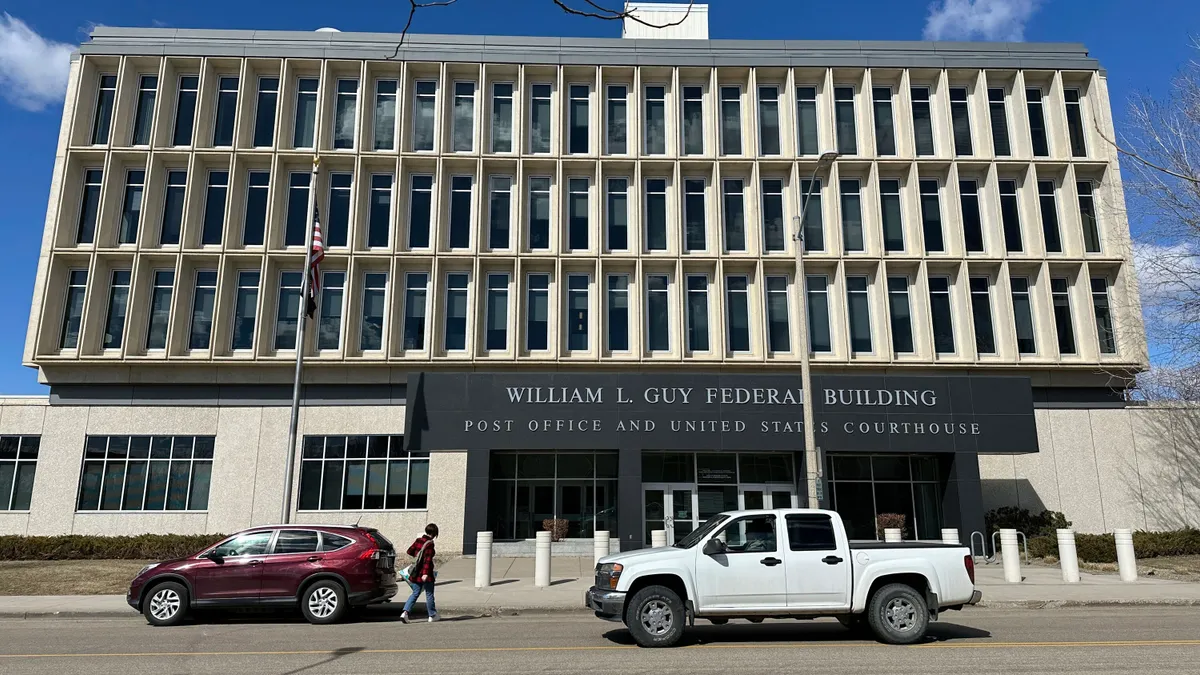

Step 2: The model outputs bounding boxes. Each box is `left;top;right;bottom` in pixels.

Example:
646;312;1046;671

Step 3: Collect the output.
919;179;944;253
444;272;469;351
847;275;872;353
645;178;668;251
103;270;131;350
949;87;973;156
185;269;218;351
1078;181;1101;253
726;276;751;352
880;179;904;252
999;179;1023;252
887;276;914;354
528;177;551;250
132;75;157;146
606;178;629;250
285;172;310;246
408;175;433;249
1065;89;1087;157
568;84;589;154
911;86;934;156
60;270;87;349
488;176;512;250
173;75;199;146
960;180;984;253
374;79;398;150
161;170;187;246
684;179;706;251
452;81;475;152
526;274;550;351
403;272;428;350
274;530;320;554
872;87;896;155
786;513;837;551
317;271;345;350
491;82;513;153
367;174;392;248
412;80;437;151
77;168;103;244
0;436;38;511
118;169;145;245
210;531;271;557
231;270;259;351
719;86;742;155
796;86;819;156
722;179;746;252
293;77;319;148
646;274;670;352
529;83;552;153
1050;277;1076;354
448;175;472;249
298;435;428;510
970;277;996;354
834;87;857;155
568;178;589;250
486;273;509;350
213;76;238;147
1027;88;1049;156
254;77;279;148
243;171;270;246
607;275;630;351
765;276;790;353
988;87;1011;156
1092;278;1117;354
92;74;117;144
762;179;787;252
326;172;352;248
202;171;228;245
606;85;628;154
807;276;832;353
799;179;822;252
146;270;174;350
682;85;704;155
644;85;666;154
77;436;214;511
840;179;864;252
685;275;709;352
929;276;955;354
1011;276;1037;354
334;78;358;149
1038;179;1063;253
489;451;619;539
718;515;777;553
758;85;781;155
567;274;588;351
360;272;387;351
273;271;302;350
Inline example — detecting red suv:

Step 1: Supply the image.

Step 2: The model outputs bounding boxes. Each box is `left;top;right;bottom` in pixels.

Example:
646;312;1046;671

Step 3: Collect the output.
127;525;398;626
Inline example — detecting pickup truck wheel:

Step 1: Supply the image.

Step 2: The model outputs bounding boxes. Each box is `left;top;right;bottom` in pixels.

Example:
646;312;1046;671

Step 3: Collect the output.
624;586;685;648
866;584;929;645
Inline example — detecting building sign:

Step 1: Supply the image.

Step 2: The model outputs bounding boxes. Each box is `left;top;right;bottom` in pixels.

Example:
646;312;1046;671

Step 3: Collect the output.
405;372;1038;454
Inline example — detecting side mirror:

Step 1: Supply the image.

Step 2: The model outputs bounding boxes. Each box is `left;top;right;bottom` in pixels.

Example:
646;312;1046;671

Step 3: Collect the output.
205;551;225;564
702;539;726;556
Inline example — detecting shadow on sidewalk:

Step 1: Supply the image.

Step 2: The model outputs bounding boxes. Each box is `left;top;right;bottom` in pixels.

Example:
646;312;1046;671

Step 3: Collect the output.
188;604;486;625
603;620;991;647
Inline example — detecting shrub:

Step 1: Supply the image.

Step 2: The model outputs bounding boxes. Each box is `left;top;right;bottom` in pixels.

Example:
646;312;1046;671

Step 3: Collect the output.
875;513;907;539
1024;527;1200;563
984;507;1072;539
542;519;569;542
0;534;227;561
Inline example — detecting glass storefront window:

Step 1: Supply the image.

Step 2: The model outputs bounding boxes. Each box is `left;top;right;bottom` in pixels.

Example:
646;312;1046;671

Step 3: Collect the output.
825;453;943;541
488;451;617;540
642;452;694;483
696;454;737;484
738;454;794;484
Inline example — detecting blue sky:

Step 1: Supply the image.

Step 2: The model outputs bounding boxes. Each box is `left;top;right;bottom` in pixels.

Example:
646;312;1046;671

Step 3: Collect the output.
0;0;1197;394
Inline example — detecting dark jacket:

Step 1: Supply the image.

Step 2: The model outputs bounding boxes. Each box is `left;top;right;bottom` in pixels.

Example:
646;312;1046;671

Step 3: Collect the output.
407;535;436;582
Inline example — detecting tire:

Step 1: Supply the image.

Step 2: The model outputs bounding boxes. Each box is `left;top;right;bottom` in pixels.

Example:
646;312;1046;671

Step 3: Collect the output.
865;583;929;645
300;580;347;625
624;585;686;648
142;581;188;627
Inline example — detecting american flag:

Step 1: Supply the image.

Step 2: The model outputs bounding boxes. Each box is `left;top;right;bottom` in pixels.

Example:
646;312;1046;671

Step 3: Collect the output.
306;207;325;318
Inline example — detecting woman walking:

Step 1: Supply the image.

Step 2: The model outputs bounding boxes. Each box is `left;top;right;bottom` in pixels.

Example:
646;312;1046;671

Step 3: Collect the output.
401;523;438;623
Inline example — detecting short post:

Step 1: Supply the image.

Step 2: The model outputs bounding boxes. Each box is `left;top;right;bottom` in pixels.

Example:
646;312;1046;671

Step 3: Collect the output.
534;531;552;588
884;528;902;543
593;530;610;565
1056;528;1079;583
474;532;493;589
941;528;960;545
651;530;667;548
1114;528;1138;582
1000;528;1022;583
610;534;621;555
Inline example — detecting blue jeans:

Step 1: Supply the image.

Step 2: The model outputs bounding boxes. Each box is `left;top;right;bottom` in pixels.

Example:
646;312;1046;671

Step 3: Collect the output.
403;580;436;615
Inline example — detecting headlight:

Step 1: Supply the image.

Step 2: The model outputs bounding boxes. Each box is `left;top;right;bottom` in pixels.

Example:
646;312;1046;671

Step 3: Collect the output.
136;563;159;577
598;563;623;589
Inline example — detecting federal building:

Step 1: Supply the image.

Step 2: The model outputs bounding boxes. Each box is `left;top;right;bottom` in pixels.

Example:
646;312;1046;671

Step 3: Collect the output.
4;4;1197;554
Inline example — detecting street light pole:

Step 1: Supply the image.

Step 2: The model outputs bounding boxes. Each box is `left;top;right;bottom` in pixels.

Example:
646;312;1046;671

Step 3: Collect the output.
794;151;839;509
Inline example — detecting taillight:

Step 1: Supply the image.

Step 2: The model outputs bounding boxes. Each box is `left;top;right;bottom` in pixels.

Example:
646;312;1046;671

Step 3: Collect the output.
964;554;975;584
362;531;379;546
359;548;380;560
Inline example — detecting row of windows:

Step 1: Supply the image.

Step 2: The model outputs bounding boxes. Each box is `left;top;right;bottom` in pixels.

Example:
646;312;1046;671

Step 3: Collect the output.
87;70;1094;160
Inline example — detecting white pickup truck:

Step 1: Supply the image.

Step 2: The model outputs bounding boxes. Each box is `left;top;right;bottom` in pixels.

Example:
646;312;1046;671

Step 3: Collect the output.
586;508;980;647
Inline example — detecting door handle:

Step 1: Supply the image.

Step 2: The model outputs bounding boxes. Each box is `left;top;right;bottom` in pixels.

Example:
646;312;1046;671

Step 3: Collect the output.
307;556;322;563
248;560;262;566
760;557;782;567
822;555;844;565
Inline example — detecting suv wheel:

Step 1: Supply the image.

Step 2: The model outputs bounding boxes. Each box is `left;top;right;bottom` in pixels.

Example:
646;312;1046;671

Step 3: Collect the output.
143;581;188;627
301;580;347;625
866;583;929;645
624;585;685;648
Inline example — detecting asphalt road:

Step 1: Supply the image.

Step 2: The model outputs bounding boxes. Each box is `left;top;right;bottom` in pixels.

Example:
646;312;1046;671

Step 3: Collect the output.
1;607;1198;674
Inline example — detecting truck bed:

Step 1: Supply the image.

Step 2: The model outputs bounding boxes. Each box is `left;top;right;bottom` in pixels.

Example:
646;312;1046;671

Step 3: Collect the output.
849;541;963;550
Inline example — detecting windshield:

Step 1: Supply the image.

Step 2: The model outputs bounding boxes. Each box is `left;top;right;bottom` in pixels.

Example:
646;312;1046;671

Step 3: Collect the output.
674;514;729;549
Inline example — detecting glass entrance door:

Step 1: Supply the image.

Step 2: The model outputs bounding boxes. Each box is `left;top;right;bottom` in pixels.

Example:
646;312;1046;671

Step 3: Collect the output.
739;485;797;510
643;484;698;545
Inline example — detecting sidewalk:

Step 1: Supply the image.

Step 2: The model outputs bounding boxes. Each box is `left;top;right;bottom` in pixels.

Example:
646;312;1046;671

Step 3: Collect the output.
2;557;1199;619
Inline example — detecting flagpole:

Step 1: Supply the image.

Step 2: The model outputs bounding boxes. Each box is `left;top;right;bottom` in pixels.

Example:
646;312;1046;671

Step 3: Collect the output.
281;155;320;524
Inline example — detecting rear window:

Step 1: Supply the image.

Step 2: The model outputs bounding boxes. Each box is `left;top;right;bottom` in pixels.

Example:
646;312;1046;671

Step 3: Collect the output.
786;514;837;551
320;533;354;551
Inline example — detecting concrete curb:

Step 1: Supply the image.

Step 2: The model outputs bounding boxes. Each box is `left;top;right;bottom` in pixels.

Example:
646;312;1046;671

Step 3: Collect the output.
974;598;1200;609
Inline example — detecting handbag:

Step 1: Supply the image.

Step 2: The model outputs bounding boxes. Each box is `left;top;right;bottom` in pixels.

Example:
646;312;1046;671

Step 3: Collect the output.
401;539;435;587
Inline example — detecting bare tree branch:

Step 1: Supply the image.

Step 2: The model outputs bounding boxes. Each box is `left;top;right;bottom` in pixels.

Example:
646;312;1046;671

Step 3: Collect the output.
387;0;461;60
552;0;697;29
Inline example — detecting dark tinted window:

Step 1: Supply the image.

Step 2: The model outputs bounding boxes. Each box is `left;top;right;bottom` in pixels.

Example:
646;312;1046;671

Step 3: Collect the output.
321;533;354;551
273;530;319;554
786;513;837;551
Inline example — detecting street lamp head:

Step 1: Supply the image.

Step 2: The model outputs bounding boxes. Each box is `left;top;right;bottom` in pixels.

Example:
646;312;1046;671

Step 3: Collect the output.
818;151;840;164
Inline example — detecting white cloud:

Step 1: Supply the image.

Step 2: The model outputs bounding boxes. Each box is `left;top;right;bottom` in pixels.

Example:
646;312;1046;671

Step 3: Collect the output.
1133;241;1200;303
0;14;74;112
923;0;1041;42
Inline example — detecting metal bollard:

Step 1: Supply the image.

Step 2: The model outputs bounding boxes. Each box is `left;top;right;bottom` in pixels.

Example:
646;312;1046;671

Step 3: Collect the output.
1056;528;1079;583
534;531;551;588
475;532;493;589
593;530;610;565
884;528;902;543
610;535;621;555
1115;529;1138;582
941;528;960;545
1000;528;1022;583
651;530;667;548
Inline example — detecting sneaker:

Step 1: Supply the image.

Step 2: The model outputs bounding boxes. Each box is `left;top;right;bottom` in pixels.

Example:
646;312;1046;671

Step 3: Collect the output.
428;613;440;623
399;612;409;624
